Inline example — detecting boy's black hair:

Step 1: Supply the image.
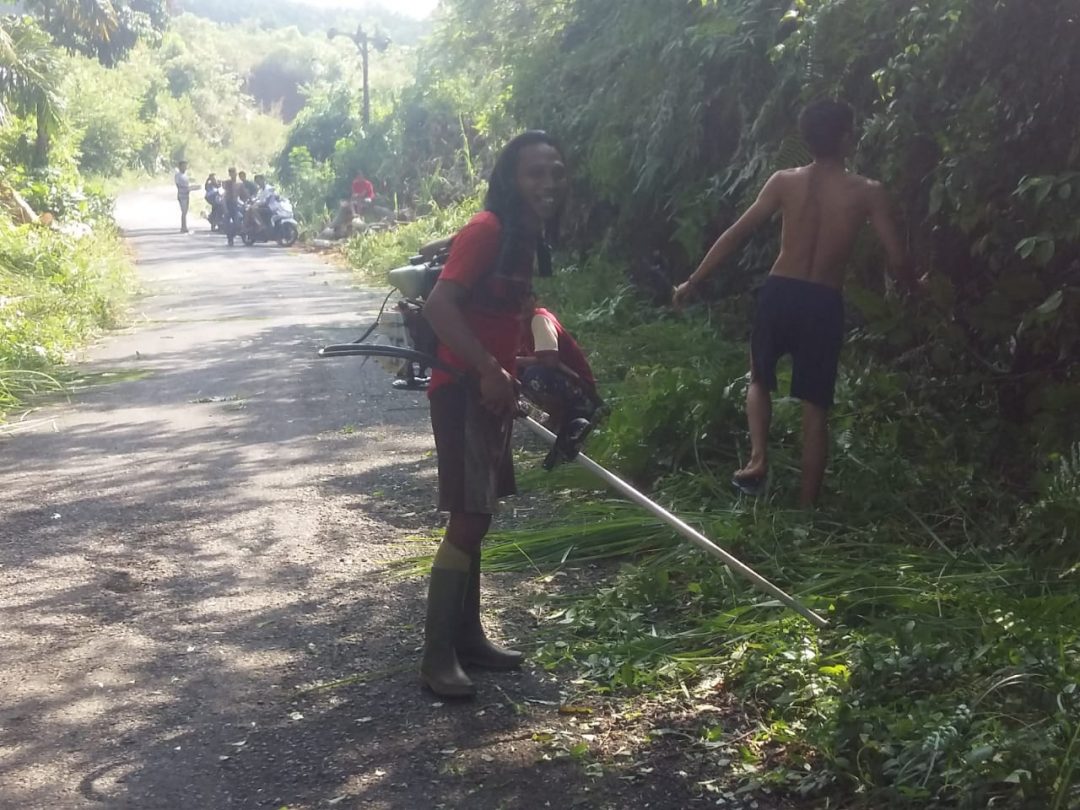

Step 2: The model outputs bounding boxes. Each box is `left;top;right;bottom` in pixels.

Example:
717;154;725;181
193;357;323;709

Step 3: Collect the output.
484;130;565;278
798;99;855;159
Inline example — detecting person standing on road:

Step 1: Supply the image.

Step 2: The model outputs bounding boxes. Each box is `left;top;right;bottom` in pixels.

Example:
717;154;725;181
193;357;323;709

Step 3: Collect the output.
419;131;569;698
222;167;245;247
174;160;192;233
672;99;919;506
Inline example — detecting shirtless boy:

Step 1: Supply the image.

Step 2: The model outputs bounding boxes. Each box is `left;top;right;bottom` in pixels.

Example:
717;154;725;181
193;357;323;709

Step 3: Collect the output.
673;99;918;506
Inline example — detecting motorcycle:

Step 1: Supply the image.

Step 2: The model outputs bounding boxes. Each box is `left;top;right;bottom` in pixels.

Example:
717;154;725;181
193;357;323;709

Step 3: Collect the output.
205;188;226;232
240;193;299;247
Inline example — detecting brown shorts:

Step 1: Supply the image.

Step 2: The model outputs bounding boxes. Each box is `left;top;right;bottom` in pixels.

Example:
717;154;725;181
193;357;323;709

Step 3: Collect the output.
430;383;516;514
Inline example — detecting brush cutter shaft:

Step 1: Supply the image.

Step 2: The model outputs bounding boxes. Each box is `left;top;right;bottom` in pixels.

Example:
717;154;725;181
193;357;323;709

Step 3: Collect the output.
520;416;829;630
317;342;828;629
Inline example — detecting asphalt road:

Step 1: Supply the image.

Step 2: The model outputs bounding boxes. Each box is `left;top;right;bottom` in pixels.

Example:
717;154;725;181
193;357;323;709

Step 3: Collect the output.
0;188;569;809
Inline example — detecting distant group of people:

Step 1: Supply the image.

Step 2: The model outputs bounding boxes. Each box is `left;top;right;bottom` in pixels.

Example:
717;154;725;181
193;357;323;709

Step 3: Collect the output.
173;163;384;246
173;161;276;246
202;167;277;246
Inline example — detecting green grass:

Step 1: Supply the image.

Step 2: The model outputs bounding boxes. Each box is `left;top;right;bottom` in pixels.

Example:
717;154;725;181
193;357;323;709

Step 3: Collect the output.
343;193;482;284
0;215;134;419
473;459;1080;807
390;241;1080;807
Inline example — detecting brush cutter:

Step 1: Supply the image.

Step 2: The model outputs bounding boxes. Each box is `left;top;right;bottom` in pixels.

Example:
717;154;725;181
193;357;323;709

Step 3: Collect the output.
319;249;828;628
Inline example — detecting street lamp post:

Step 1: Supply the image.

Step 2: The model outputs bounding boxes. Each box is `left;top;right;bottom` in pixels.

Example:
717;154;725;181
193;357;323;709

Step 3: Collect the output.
328;24;392;128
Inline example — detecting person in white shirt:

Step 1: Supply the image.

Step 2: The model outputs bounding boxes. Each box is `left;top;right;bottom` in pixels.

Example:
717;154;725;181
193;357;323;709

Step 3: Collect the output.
174;161;192;233
245;174;276;233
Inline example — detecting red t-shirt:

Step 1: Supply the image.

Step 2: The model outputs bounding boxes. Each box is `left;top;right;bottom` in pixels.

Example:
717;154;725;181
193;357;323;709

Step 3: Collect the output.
524;307;596;389
352;177;374;199
428;211;533;394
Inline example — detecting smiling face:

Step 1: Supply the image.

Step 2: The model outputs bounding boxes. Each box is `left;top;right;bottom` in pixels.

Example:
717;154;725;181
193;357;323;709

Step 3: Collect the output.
514;143;568;230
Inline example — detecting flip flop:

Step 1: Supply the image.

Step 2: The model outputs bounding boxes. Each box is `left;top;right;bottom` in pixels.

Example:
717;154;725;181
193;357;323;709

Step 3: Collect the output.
731;472;768;497
391;376;429;390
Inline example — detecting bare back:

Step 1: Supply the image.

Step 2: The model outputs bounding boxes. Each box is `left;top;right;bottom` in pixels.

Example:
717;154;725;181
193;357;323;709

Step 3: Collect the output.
769;165;881;290
677;158;910;306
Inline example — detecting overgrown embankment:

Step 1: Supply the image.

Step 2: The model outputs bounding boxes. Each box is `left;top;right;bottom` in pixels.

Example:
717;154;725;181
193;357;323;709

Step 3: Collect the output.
0;184;133;419
344;205;1080;807
311;0;1079;805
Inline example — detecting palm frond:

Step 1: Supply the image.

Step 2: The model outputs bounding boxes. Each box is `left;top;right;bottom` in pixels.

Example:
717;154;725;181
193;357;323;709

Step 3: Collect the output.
0;16;63;125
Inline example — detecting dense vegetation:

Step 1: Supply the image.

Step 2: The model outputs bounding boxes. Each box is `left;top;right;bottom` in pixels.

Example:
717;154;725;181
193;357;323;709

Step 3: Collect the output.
309;1;1080;807
176;0;430;45
0;188;131;415
0;3;157;418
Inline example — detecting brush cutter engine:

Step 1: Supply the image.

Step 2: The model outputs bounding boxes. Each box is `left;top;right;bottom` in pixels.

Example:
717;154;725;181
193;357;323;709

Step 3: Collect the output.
369;249;449;387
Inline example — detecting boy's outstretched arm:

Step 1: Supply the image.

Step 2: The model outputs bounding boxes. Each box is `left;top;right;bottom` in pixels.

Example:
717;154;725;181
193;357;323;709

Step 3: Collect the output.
673;172;784;307
867;182;919;293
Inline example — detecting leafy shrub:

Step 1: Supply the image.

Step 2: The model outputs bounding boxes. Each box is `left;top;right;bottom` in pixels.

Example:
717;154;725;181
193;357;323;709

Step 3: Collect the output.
0;212;132;416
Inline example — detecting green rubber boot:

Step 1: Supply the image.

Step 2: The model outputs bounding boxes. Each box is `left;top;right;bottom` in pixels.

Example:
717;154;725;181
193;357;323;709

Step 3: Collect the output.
420;567;476;697
456;552;524;670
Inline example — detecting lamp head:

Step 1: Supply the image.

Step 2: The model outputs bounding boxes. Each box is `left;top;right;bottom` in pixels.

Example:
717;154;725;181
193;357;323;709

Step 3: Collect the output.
373;31;392;52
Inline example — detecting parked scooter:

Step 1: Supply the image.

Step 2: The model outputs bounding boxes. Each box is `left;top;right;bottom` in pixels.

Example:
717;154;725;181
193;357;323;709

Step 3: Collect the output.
205;187;226;232
240;192;299;247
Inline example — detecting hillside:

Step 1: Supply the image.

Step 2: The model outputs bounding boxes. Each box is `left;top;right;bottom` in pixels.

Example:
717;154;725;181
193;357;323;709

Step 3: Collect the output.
176;0;432;45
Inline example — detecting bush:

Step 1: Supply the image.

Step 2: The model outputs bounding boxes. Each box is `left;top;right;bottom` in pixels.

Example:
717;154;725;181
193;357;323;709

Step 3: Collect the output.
0;213;133;416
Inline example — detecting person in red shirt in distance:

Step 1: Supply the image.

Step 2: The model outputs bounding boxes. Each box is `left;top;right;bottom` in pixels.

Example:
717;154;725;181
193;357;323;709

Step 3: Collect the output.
351;170;375;216
420;131;569;698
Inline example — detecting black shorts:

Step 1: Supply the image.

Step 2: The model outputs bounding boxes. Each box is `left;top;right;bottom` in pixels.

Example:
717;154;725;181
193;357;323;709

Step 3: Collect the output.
429;383;516;514
750;275;844;409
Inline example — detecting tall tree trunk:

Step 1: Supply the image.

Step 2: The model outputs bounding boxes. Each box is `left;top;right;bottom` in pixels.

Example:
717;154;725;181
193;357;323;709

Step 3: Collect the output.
33;98;50;167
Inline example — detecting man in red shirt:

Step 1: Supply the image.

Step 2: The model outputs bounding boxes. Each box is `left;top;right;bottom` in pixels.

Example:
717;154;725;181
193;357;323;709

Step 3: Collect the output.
420;131;568;698
351;171;375;216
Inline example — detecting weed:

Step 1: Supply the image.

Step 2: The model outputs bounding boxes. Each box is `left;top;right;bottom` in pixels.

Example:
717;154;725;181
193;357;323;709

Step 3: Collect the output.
0;213;133;420
394;248;1080;806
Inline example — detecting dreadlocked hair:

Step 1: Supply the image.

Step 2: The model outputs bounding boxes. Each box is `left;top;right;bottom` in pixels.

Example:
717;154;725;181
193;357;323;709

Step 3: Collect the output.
483;130;565;278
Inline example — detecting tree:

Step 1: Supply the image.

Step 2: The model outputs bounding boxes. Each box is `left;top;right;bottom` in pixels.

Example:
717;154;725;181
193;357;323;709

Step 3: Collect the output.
3;1;168;165
0;16;62;167
22;0;169;67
